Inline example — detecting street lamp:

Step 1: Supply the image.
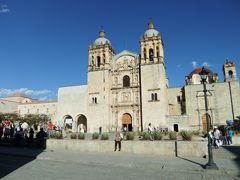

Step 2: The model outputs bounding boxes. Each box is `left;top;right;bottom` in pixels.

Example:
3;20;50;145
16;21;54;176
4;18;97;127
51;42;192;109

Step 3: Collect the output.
199;67;218;170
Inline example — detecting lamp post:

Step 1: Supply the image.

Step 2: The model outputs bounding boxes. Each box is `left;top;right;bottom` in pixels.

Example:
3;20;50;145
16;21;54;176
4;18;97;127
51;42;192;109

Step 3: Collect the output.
199;67;218;170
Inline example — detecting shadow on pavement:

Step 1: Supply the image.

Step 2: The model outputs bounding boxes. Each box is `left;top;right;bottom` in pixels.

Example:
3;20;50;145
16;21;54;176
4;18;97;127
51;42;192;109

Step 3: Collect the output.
0;139;46;179
222;145;240;177
177;157;205;169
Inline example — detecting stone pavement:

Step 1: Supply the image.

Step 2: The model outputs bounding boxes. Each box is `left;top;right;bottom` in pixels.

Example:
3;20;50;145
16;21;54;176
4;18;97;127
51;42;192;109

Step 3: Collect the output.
0;146;239;180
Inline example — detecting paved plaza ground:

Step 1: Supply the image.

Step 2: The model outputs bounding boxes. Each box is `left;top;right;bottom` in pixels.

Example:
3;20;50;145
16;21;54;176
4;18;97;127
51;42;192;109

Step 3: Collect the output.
0;145;239;180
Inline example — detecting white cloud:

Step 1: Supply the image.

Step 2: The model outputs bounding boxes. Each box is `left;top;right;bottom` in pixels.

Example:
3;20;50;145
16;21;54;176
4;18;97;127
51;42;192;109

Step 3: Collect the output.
177;64;182;68
39;96;49;101
202;61;212;67
0;88;53;98
191;61;198;68
0;4;9;13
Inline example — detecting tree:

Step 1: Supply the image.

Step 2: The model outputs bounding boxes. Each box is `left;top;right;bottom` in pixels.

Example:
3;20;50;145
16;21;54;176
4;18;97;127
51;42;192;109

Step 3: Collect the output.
0;113;22;122
23;114;50;126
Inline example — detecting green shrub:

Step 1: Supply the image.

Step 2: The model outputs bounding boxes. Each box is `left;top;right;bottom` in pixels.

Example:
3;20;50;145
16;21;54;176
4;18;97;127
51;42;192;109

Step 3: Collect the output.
181;130;192;141
92;132;99;140
163;131;169;136
192;130;200;136
101;133;109;140
50;131;62;139
153;131;163;140
169;131;177;140
77;132;85;140
126;132;135;140
70;132;77;139
201;130;207;136
139;131;150;140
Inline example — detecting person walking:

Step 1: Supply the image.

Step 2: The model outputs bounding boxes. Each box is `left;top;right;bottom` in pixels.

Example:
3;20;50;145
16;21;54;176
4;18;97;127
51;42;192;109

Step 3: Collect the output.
114;129;123;151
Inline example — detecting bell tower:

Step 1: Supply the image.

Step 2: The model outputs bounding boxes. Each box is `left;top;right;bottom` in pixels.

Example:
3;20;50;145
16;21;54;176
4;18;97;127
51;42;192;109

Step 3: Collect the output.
223;59;238;82
140;20;164;65
139;21;169;129
88;28;115;71
87;28;115;132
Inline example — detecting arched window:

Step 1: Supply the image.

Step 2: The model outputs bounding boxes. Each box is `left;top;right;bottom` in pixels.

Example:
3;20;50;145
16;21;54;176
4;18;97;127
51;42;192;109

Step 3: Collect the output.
156;46;159;57
92;97;95;103
143;48;147;59
97;56;101;67
149;48;154;61
94;97;97;104
151;93;154;101
103;54;105;64
228;70;233;80
154;93;158;101
123;75;130;87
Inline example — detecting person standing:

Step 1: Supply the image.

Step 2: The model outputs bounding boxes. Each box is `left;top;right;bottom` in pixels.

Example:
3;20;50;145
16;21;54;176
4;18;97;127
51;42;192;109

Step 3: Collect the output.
0;123;3;141
28;128;34;147
213;127;221;148
228;128;234;145
47;121;54;136
148;123;153;141
114;129;122;151
221;128;227;145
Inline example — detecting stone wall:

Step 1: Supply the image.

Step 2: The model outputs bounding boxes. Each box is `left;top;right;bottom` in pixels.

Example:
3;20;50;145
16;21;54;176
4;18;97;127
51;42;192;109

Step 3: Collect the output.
47;139;208;158
18;102;57;119
0;99;19;113
184;81;240;130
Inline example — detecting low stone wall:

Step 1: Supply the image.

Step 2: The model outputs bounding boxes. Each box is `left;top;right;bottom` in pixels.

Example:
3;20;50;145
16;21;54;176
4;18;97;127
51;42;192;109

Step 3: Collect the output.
233;136;240;145
47;139;208;157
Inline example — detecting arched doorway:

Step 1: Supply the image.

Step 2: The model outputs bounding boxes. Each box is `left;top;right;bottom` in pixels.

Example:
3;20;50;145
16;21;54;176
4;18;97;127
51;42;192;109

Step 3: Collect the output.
202;113;211;131
76;114;87;133
64;115;73;132
122;113;132;131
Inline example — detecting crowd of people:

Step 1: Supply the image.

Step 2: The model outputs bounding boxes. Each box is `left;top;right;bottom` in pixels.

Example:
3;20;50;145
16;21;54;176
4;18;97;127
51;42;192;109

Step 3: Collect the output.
209;126;234;148
0;120;55;148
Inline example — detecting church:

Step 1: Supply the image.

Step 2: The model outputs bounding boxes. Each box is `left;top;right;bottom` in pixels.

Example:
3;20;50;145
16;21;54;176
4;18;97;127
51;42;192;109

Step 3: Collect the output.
55;21;240;133
1;21;239;133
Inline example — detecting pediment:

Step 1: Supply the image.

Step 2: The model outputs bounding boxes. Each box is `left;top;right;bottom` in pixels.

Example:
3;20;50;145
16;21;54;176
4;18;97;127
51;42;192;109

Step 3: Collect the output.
111;50;139;70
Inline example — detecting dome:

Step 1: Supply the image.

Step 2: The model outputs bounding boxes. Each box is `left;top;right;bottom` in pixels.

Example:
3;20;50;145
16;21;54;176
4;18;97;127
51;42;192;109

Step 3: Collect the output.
94;37;111;45
94;28;111;45
188;67;214;78
144;20;160;37
186;67;218;85
144;29;159;37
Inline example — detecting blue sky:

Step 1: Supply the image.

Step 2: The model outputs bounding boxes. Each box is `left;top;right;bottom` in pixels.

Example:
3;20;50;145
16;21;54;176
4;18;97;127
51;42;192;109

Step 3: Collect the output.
0;0;239;100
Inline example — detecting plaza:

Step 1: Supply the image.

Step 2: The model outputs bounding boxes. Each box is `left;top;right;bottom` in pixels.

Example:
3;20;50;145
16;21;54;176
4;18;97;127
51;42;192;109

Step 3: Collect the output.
0;145;239;180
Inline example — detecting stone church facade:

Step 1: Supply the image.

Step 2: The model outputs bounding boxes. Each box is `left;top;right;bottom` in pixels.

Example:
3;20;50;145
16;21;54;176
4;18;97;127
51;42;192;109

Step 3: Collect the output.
55;21;240;133
1;22;239;133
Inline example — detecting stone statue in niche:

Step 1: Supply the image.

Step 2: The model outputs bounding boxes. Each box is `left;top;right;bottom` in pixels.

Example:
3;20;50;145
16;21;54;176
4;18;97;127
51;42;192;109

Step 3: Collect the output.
123;92;130;102
130;60;134;67
134;75;138;83
124;59;128;69
114;76;118;85
135;93;139;102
